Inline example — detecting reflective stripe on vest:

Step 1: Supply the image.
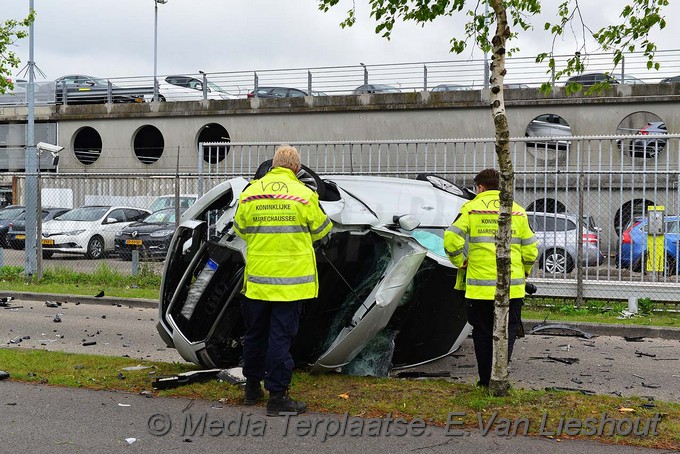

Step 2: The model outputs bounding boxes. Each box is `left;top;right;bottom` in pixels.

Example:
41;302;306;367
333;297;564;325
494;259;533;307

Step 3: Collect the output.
470;236;522;245
248;274;316;285
467;278;526;287
312;218;331;234
241;225;309;234
241;194;309;205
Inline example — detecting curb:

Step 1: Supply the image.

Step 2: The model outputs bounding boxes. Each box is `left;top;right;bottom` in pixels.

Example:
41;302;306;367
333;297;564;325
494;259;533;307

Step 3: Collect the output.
524;319;680;341
0;291;158;309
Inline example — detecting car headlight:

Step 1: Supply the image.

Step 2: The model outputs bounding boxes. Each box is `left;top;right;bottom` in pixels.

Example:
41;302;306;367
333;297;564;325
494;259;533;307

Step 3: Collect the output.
61;229;86;236
115;230;124;237
150;229;174;238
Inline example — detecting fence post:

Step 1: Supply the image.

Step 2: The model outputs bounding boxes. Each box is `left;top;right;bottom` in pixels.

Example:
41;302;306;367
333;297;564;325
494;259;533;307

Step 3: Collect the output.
308;71;312;95
131;250;139;276
423;65;428;91
253;72;259;95
107;80;113;104
197;142;204;198
202;72;208;100
576;168;585;308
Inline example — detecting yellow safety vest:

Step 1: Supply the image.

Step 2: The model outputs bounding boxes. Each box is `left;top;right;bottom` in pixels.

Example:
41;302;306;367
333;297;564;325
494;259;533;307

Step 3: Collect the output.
233;167;333;301
443;190;538;300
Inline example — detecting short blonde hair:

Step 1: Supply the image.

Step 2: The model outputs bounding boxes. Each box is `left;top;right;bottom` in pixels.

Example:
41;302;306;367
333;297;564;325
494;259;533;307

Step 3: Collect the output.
272;144;301;172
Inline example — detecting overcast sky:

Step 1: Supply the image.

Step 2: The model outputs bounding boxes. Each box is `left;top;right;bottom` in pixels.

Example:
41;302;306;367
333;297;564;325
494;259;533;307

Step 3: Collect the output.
2;0;678;81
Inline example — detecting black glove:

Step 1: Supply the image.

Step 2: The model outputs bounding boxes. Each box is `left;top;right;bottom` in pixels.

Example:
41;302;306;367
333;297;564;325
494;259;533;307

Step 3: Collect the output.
315;233;332;250
525;282;538;295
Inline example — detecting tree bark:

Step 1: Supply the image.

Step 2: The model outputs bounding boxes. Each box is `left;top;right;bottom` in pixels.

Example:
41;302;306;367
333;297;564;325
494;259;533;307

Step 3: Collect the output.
488;0;513;397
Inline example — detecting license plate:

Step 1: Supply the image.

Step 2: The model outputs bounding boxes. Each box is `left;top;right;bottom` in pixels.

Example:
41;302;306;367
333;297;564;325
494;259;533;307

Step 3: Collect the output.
126;239;142;246
42;239;54;245
16;234;25;240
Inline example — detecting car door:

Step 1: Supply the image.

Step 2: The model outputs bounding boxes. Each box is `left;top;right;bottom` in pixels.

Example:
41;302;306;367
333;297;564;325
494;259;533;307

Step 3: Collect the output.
99;208;128;250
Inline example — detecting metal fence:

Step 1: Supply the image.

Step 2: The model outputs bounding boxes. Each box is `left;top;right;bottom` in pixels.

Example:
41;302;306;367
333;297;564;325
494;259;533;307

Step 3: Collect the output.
3;49;680;105
4;135;680;307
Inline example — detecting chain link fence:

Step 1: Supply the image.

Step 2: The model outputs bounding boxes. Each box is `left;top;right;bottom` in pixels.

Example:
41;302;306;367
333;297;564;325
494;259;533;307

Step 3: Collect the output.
3;135;680;308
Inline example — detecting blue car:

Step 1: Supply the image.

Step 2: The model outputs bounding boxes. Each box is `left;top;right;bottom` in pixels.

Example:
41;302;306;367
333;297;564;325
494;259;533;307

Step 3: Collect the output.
617;215;680;274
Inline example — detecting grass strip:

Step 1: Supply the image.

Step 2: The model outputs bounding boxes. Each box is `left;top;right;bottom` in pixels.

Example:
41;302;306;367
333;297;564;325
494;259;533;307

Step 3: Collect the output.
1;348;678;449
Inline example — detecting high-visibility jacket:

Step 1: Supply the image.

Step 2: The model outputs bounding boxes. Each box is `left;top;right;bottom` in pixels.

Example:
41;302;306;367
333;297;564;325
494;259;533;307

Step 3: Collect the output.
443;190;538;300
233;167;333;301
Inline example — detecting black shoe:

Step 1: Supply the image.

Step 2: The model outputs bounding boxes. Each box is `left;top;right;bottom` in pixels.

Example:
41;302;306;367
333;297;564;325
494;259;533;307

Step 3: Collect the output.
266;390;307;416
243;380;264;405
476;380;489;388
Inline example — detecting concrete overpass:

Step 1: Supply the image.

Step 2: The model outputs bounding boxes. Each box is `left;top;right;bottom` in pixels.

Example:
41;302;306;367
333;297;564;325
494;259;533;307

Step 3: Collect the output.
1;83;680;173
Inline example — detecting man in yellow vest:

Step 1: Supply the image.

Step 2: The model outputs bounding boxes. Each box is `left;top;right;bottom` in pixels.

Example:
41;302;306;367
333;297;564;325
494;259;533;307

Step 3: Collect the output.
234;145;332;415
444;168;538;387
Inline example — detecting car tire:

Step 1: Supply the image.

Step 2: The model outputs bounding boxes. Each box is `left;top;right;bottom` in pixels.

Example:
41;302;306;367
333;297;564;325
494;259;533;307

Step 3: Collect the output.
542;248;574;274
42;250;54;259
254;159;325;199
86;236;105;259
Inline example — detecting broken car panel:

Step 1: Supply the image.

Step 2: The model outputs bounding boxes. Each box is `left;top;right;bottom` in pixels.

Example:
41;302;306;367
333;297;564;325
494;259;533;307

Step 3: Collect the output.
156;167;473;376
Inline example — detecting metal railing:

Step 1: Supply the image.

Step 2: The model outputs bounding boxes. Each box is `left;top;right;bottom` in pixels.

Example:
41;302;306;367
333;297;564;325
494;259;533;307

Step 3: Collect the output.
3;49;680;105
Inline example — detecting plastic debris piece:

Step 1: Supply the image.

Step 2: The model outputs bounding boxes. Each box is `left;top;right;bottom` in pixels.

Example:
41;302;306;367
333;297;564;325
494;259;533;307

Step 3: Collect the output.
545;386;595;395
152;369;222;390
0;370;9;380
635;351;656;358
216;367;246;384
125;438;136;445
641;382;660;389
9;337;23;344
82;341;97;346
95;291;105;298
619;407;636;413
0;297;14;306
118;403;131;407
547;356;580;365
122;365;152;371
624;336;645;342
44;301;61;308
529;324;595;339
396;371;451;378
337;393;350;399
53;314;61;323
118;372;126;380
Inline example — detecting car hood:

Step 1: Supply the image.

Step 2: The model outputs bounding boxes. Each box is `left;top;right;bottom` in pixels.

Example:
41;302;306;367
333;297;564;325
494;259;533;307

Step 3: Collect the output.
121;221;175;233
43;219;98;234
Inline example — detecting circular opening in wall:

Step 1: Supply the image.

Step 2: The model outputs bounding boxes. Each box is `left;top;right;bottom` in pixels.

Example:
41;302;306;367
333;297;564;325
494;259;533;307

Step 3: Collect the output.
526;198;566;213
73;126;102;165
615;198;655;237
524;113;572;161
133;125;164;164
616;112;667;159
198;123;230;164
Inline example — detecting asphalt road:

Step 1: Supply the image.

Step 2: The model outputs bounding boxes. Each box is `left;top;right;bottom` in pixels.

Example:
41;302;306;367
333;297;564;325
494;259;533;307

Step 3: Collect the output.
1;296;679;452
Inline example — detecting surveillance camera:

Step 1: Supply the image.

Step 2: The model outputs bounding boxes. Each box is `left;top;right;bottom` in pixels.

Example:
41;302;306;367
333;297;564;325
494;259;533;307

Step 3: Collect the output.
36;142;64;154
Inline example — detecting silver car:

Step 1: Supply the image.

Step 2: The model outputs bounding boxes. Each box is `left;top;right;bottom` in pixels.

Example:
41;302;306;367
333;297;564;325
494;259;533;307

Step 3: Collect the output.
527;211;604;274
156;168;473;376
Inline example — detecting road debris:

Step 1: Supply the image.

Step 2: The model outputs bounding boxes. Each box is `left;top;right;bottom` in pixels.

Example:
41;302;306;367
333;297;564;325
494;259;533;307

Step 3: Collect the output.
125;438;137;445
641;382;661;389
0;370;9;380
396;371;451;378
216;367;246;385
44;301;61;308
545;386;596;395
635;350;657;358
82;341;97;346
529;324;595;339
624;336;645;342
152;369;223;390
53;314;62;323
0;297;14;307
547;356;580;365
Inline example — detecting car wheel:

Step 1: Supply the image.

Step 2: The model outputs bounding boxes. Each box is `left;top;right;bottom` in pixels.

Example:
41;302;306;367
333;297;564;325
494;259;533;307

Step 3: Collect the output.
42;250;54;259
86;236;105;259
542;248;574;274
254;159;325;199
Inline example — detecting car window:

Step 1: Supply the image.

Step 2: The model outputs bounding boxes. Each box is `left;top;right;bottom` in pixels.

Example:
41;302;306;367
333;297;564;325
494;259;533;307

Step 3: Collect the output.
108;209;126;222
59;207;109;221
666;220;680;234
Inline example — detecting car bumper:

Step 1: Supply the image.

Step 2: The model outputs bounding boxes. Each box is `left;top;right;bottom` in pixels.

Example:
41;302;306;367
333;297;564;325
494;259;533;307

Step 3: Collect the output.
115;237;172;257
41;233;90;254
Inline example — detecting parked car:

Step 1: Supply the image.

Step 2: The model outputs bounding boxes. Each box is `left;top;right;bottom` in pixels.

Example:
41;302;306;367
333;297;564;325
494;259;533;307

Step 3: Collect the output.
525;114;572;150
156;166;475;376
0;205;25;248
617;215;680;275
149;75;235;102
352;84;401;94
247;87;308;98
617;121;667;158
565;73;619;87
527;211;604;274
41;206;150;259
6;207;70;249
54;75;145;104
431;84;471;92
503;83;530;89
659;75;680;84
621;75;645;85
115;207;184;260
148;194;197;213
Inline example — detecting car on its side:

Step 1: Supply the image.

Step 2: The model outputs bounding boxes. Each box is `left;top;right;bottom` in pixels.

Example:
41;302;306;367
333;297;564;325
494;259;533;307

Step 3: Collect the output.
157;165;474;376
115;207;185;260
616;215;680;275
527;210;604;274
41;206;150;259
6;207;70;249
149;75;235;102
54;74;143;104
565;73;619;87
0;205;25;248
148;194;197;213
617;121;667;158
352;84;402;94
246;87;308;98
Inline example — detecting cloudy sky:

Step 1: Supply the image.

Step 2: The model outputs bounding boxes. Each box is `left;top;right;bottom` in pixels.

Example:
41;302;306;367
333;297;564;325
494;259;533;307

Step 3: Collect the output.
2;0;678;81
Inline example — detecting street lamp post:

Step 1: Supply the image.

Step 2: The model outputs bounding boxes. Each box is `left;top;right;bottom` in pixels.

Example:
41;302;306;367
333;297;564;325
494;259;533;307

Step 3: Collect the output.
153;0;168;102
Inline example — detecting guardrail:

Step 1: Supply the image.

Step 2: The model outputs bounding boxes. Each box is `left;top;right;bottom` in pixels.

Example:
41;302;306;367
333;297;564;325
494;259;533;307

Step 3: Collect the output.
3;49;680;105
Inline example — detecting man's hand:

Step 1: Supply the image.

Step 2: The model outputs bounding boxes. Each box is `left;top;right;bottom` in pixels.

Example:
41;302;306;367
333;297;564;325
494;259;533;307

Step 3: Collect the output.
315;233;332;250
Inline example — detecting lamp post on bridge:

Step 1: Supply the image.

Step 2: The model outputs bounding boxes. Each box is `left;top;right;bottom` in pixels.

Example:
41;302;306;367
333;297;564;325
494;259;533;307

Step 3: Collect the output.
153;0;168;102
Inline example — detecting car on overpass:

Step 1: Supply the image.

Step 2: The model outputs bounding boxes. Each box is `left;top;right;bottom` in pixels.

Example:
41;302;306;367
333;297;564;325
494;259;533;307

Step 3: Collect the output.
53;74;147;104
352;83;401;94
149;75;235;102
247;87;308;98
156;165;474;376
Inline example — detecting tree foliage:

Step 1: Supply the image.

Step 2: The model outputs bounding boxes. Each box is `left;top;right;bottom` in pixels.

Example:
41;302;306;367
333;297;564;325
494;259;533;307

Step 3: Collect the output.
0;11;35;94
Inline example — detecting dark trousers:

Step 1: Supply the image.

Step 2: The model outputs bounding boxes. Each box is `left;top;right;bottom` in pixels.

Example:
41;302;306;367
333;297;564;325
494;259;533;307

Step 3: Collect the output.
240;297;304;394
466;298;523;386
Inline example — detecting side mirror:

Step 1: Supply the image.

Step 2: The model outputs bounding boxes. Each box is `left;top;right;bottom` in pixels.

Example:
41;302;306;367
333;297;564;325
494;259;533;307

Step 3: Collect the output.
393;214;421;231
106;217;118;224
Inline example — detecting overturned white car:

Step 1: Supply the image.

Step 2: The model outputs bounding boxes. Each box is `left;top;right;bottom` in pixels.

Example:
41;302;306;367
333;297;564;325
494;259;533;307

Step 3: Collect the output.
156;165;474;376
